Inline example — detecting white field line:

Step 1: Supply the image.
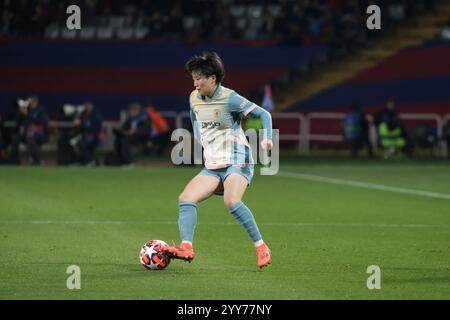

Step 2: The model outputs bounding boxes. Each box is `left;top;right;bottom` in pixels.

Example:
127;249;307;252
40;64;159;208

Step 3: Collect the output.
277;171;450;201
0;220;449;228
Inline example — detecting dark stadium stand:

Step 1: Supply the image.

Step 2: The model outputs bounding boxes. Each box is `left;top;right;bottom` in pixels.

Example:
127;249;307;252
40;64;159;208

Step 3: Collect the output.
0;41;326;117
0;0;448;158
286;39;450;116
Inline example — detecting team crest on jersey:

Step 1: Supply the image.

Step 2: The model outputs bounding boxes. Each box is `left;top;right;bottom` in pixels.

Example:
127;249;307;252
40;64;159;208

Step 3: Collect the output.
213;109;221;118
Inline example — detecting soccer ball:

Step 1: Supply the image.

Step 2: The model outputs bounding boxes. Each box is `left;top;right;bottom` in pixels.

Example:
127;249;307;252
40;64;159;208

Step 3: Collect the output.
139;240;171;270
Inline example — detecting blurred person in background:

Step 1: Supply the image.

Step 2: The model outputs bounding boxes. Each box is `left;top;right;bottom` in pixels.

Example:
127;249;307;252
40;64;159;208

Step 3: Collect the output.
73;102;103;166
374;99;400;128
113;102;152;166
146;105;170;156
0;113;7;163
343;103;373;158
444;124;450;158
57;103;82;165
375;99;413;158
10;96;49;165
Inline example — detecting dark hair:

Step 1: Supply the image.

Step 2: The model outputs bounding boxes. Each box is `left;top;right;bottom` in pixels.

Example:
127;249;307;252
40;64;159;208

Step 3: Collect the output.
185;52;224;84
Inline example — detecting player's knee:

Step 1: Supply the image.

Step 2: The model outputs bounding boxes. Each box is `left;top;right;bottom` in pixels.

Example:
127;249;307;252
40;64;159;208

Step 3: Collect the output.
224;196;241;210
178;192;197;204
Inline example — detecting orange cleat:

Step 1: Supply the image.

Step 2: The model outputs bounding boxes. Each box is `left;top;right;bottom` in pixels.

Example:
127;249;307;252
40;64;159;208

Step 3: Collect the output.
256;243;271;268
164;242;195;262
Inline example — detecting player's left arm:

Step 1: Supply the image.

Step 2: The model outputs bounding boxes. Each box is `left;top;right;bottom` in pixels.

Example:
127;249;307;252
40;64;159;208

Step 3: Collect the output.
229;91;273;150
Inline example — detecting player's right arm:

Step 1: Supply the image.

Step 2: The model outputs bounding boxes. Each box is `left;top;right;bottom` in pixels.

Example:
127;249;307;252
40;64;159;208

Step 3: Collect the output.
190;109;201;143
189;91;201;143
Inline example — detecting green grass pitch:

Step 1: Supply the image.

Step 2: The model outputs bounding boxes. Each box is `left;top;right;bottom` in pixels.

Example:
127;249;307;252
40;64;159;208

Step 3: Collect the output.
0;159;449;299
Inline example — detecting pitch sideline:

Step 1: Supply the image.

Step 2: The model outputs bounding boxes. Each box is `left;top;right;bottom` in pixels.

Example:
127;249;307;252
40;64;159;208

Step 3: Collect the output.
277;171;450;201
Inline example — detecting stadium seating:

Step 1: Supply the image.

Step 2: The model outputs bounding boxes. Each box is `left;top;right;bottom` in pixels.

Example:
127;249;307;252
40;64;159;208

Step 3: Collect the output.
0;41;326;118
286;39;450;116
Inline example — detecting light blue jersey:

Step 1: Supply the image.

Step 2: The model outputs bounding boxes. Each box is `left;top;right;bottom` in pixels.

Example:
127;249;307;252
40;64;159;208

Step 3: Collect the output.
189;84;272;170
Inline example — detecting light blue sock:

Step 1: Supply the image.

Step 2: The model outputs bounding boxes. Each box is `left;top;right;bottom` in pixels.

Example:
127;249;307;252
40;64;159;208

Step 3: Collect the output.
178;201;197;244
228;201;262;244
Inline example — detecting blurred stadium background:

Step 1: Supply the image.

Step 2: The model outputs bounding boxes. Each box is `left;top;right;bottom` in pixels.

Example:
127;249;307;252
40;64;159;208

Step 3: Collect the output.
1;0;450;163
1;0;450;300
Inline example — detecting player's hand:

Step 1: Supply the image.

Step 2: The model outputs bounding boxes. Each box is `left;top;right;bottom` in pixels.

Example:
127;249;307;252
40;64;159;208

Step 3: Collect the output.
260;139;273;151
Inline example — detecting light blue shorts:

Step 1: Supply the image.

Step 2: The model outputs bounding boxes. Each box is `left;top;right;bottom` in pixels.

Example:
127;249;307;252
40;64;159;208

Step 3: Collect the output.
198;164;254;195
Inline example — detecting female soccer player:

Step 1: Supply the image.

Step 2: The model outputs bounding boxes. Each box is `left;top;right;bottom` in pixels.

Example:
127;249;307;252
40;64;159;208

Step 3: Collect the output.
164;52;273;268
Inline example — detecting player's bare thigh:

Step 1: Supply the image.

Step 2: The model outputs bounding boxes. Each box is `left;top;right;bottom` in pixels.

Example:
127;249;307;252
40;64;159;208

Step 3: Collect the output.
223;173;248;209
179;174;221;204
